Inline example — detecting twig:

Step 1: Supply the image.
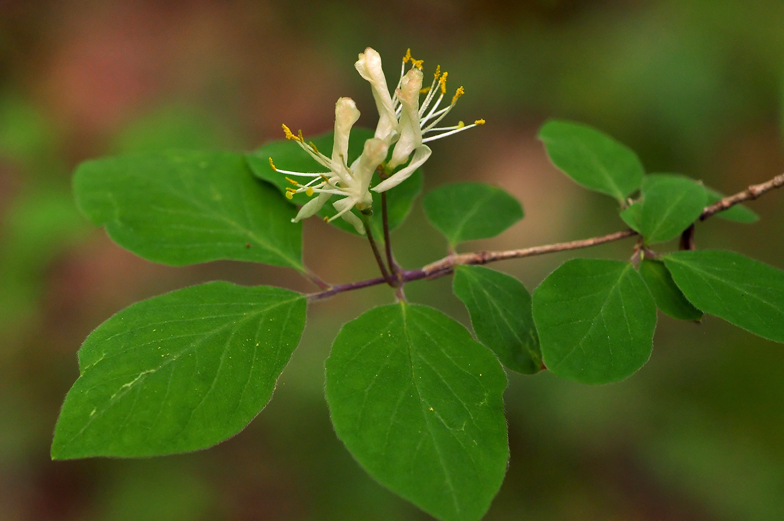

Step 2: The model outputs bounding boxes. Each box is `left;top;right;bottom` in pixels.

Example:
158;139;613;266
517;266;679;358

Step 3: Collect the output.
381;191;399;285
303;268;330;290
308;173;784;301
309;275;388;301
362;214;392;284
421;230;637;275
700;173;784;220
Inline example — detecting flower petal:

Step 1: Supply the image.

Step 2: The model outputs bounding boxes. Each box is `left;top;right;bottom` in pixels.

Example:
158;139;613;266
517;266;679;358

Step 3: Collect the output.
389;68;424;168
355;48;398;141
340;208;365;234
373;145;432;193
333;97;360;167
353;137;389;194
292;192;332;222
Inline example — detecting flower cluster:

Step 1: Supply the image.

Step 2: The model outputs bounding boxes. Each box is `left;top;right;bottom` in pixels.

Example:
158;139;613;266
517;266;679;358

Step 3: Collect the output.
270;47;484;234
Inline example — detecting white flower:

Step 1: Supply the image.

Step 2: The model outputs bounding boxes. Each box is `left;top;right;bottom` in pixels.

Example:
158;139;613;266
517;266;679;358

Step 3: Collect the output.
270;47;484;234
268;97;388;235
355;47;485;193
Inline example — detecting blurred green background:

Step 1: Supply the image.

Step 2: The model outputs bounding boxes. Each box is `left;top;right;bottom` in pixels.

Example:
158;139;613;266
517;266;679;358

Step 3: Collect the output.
2;1;784;519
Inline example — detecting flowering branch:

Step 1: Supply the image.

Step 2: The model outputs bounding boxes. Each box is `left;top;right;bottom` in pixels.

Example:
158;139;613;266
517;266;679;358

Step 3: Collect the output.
308;172;784;301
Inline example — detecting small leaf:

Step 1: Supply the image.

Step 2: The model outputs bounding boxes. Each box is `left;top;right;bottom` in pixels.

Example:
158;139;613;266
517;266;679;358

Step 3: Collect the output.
664;250;784;343
639;258;703;321
453;265;541;374
619;202;642;232
74;151;303;270
532;259;657;384
247;128;422;237
423;182;523;246
326;303;508;521
638;174;707;244
538;119;644;202
51;282;307;459
705;187;760;223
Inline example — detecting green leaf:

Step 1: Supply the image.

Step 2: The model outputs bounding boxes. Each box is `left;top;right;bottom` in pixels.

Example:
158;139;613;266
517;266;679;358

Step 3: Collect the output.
638;174;707;244
532;259;657;384
51;282;307;459
74;151;303;270
639;258;703;321
247;128;422;238
452;265;541;374
325;303;508;521
705;187;760;223
619;202;642;232
538;119;644;202
422;182;523;246
664;251;784;343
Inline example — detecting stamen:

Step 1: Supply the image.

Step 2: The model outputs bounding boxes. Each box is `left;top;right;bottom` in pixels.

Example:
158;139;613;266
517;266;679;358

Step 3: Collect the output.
451;86;465;105
439;72;448;94
285;177;298;185
282;124;300;142
410;57;424;70
421;121;483;143
434;65;441;80
285;191;294;200
306;187;314;196
309;141;320;154
403;48;411;63
420;86;431;94
298;129;305;143
268;157;277;171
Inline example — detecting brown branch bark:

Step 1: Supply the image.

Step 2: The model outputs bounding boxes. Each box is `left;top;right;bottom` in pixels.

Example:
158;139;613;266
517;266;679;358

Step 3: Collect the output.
699;173;784;220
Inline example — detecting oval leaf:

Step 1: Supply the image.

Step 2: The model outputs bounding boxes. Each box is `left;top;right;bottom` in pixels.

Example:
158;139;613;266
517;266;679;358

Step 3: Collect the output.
247;128;422;237
619;202;642;232
453;265;541;374
705;187;760;224
74;151;303;270
639;258;702;321
664;250;784;343
538;119;644;202
325;303;508;521
51;282;307;459
423;182;523;247
532;259;657;384
639;174;707;244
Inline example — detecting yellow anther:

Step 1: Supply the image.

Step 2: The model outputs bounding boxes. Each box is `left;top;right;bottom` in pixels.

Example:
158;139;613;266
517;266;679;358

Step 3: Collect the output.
475;119;486;125
285;177;298;185
457;121;465;129
411;57;424;70
434;65;441;80
420;86;431;94
319;174;330;182
403;48;411;63
285;191;294;200
452;86;465;105
439;72;448;94
268;157;277;171
282;124;300;141
298;129;305;142
309;141;320;154
323;216;329;222
285;187;297;193
306;187;314;197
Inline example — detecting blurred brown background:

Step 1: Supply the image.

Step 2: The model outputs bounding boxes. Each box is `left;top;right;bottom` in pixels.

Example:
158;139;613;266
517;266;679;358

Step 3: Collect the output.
2;1;784;519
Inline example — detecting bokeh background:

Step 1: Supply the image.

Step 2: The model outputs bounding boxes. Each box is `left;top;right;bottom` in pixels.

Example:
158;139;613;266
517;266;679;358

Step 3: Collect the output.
2;1;784;519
